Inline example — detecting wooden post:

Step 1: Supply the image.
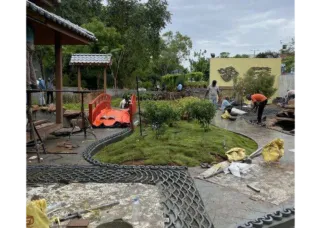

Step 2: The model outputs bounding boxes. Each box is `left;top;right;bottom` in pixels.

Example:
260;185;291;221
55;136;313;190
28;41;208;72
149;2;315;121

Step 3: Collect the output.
55;32;63;124
77;66;81;91
129;104;134;130
103;66;107;93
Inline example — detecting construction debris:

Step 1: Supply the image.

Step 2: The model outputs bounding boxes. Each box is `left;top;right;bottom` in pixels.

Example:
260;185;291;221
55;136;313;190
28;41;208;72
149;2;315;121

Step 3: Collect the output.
268;99;295;133
198;161;230;179
261;138;284;162
28;156;38;160
56;140;79;149
247;183;261;193
52;127;81;136
67;219;89;228
27;199;50;228
225;148;246;162
64;110;81;118
48;104;56;112
226;162;254;178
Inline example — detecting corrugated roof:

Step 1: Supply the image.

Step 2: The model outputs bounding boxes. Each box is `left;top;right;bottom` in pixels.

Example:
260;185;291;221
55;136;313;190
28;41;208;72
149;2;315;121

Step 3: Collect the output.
70;54;112;65
27;1;97;42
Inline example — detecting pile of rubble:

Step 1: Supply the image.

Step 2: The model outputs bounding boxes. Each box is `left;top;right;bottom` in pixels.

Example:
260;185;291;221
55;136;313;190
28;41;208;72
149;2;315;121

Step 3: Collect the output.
267;99;295;134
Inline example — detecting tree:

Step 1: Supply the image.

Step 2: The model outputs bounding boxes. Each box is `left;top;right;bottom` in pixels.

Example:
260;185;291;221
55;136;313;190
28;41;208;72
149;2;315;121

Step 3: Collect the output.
105;0;171;87
34;46;55;81
109;47;125;92
61;18;122;89
281;38;295;73
234;54;250;58
219;52;230;58
232;75;246;104
53;0;172;88
55;0;107;26
256;51;279;58
189;49;210;81
242;68;277;98
153;31;192;76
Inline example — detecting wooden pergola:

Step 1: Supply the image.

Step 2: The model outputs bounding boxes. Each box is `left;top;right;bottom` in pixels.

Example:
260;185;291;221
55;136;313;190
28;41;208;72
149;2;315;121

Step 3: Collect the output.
69;54;112;91
27;0;97;124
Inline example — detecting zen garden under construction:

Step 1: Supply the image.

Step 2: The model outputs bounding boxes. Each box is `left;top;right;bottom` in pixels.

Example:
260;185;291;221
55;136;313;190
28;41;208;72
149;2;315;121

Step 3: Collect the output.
26;1;295;228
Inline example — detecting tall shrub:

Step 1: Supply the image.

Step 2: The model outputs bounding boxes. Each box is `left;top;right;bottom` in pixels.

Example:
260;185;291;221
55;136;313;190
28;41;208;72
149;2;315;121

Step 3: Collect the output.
242;68;277;98
189;100;216;131
143;101;179;138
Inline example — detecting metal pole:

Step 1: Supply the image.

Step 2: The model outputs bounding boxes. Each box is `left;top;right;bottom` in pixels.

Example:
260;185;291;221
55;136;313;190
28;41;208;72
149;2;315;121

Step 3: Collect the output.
251;49;259;58
136;76;143;136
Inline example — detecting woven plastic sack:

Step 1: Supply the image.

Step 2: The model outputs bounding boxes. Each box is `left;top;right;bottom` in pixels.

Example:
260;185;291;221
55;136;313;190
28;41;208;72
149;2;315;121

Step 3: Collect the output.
221;110;231;119
27;199;50;228
225;147;246;162
262;138;284;162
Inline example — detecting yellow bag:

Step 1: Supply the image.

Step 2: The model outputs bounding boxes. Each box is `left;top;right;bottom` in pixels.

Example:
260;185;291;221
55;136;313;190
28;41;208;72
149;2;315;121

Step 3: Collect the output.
221;110;231;119
27;199;50;228
225;147;246;162
262;138;284;162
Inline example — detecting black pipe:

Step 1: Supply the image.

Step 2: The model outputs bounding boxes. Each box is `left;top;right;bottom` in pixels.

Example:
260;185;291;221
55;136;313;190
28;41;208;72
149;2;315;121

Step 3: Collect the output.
136;76;143;136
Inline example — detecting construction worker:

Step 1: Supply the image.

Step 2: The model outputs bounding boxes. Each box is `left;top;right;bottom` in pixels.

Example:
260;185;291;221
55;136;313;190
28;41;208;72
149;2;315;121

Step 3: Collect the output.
284;89;295;104
46;78;54;104
205;80;220;108
220;97;233;114
246;93;268;124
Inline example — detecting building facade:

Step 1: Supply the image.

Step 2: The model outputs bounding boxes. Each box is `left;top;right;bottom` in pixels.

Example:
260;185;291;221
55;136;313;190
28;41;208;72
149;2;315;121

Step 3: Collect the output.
209;58;282;100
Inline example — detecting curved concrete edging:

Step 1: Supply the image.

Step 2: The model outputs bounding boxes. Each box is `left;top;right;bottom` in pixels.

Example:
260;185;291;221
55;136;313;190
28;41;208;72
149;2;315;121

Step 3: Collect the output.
212;120;260;151
84;119;262;168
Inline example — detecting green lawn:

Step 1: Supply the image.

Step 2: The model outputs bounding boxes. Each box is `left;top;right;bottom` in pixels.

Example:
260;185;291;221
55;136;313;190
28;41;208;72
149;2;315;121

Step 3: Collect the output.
94;121;258;166
63;103;82;110
111;97;122;107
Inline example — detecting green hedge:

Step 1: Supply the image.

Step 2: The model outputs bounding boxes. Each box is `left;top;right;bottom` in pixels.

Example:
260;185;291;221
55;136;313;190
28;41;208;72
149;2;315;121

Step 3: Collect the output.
142;97;216;133
161;72;205;91
184;81;207;88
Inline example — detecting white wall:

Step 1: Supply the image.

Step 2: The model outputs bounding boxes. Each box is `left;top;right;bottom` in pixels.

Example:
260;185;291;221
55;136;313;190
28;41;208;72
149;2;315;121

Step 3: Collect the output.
278;74;295;97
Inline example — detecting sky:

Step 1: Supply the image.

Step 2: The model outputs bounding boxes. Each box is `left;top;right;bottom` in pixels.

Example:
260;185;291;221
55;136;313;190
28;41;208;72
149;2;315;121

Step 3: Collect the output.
163;0;295;65
102;0;295;68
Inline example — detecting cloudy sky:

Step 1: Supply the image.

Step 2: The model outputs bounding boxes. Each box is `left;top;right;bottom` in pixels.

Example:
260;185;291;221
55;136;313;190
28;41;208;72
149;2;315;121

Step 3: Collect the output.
163;0;295;62
102;0;295;67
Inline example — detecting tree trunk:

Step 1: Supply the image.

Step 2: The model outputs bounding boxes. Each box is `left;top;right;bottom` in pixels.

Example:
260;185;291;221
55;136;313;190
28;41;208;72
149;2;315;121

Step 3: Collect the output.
97;74;101;89
36;51;45;81
39;58;45;81
112;71;118;95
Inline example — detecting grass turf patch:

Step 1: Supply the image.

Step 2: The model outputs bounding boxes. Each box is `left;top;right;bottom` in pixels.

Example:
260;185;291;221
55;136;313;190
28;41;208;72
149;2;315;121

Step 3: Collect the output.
94;121;258;167
63;103;82;110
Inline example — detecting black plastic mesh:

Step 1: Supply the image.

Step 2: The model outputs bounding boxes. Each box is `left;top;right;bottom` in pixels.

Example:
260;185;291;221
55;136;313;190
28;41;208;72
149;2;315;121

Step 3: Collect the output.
27;165;214;228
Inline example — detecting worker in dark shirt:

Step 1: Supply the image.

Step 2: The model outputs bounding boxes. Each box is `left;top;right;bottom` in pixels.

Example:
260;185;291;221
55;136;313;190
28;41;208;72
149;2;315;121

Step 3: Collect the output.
246;93;268;124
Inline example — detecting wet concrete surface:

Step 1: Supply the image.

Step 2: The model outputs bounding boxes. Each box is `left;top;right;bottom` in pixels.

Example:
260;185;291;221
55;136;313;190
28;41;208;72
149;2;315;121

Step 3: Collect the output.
27;128;125;166
27;183;164;228
190;111;295;228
